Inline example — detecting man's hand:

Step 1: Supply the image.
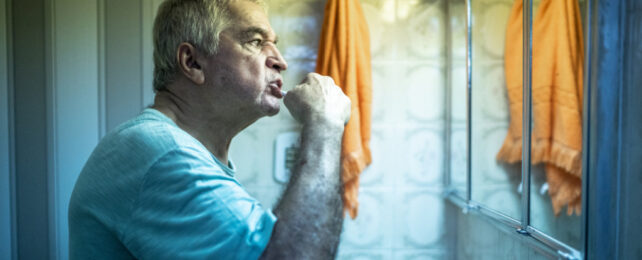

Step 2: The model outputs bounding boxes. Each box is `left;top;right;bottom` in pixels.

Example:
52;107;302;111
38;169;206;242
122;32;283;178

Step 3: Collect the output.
284;73;351;129
260;73;348;260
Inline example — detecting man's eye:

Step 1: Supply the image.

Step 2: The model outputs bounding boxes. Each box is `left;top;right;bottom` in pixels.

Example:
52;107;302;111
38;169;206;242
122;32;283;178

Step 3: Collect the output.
249;39;262;46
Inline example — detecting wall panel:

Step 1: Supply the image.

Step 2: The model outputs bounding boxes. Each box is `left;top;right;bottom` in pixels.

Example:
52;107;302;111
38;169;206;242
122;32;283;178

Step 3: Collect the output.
105;0;143;131
12;0;50;258
51;0;101;259
141;0;162;107
0;0;12;258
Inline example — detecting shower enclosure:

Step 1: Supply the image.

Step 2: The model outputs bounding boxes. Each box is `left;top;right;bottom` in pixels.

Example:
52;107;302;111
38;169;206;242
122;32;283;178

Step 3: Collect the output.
445;0;642;259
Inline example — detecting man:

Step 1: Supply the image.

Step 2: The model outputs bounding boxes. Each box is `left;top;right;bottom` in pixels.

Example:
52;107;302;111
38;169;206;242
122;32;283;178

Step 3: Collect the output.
68;0;350;259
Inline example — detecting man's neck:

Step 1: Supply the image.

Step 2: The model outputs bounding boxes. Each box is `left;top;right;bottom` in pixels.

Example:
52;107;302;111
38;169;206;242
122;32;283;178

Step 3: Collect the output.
151;89;254;165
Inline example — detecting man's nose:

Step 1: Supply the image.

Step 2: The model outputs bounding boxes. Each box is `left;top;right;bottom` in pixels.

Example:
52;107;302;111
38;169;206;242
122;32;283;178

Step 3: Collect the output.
266;45;288;72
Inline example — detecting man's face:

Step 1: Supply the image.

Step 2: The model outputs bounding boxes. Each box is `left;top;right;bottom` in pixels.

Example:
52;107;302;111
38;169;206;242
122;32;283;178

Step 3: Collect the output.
204;0;287;118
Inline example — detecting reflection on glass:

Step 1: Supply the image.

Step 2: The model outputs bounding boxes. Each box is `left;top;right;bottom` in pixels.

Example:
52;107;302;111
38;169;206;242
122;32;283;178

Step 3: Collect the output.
448;0;468;197
529;0;586;250
470;0;522;219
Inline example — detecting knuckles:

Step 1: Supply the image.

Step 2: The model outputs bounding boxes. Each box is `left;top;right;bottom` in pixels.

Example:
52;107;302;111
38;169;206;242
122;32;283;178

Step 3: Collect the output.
285;73;352;125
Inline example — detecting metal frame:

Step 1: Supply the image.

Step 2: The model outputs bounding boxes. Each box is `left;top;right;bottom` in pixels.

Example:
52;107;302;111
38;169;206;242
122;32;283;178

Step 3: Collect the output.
465;0;472;203
444;0;593;259
442;0;453;191
580;0;595;258
520;0;533;231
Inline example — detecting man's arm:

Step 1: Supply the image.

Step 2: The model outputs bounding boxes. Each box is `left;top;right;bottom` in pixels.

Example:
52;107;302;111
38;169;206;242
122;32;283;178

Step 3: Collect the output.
260;73;350;259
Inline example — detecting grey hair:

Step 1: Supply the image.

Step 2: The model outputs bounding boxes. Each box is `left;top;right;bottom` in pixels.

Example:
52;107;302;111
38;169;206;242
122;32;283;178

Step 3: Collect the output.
152;0;266;92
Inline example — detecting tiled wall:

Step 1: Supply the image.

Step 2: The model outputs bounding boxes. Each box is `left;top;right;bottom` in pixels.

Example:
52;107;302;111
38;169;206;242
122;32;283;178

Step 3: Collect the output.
469;0;522;219
231;0;454;258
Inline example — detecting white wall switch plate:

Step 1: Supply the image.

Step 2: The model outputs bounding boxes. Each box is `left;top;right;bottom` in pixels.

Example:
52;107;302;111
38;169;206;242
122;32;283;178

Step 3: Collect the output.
274;132;300;183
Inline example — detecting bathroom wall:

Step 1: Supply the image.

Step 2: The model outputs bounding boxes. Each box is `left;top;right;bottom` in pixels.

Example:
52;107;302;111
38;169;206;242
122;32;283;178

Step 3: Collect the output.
8;0;151;258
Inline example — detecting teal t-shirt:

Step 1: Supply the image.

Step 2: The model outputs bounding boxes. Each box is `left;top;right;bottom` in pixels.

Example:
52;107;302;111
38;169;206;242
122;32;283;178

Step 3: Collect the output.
69;108;276;260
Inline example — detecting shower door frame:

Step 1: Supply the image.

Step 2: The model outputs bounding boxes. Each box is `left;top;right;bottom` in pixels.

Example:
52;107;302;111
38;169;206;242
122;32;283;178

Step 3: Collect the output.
444;0;594;259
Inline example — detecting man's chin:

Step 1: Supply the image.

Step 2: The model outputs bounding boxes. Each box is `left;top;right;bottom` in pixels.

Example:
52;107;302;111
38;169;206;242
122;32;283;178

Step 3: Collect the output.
264;105;280;117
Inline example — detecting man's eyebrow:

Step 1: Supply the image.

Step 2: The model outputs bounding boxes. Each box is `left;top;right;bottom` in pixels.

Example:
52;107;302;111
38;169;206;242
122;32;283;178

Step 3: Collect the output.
240;26;279;44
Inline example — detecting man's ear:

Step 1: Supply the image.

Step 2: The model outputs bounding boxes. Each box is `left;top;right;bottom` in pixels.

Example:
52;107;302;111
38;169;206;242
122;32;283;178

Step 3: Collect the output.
176;42;205;85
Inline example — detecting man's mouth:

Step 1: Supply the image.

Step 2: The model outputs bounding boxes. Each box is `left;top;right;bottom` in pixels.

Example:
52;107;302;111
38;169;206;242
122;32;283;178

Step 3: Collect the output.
269;79;284;98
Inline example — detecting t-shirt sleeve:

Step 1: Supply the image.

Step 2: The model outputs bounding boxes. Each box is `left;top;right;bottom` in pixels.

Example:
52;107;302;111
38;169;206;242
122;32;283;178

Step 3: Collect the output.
121;147;277;260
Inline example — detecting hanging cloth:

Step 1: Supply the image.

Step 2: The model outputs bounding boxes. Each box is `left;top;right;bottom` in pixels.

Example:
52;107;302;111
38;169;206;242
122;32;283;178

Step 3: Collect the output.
315;0;373;219
498;0;584;215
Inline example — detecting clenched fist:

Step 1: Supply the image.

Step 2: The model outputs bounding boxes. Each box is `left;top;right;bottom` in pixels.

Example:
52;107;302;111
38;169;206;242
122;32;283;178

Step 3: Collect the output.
284;73;351;130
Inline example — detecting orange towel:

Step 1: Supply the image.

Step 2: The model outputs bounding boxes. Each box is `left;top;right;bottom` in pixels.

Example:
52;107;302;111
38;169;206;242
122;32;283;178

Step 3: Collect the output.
498;0;584;215
316;0;373;219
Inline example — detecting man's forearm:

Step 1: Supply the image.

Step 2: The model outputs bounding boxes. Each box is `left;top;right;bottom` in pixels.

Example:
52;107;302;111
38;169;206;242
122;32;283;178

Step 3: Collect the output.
260;123;345;259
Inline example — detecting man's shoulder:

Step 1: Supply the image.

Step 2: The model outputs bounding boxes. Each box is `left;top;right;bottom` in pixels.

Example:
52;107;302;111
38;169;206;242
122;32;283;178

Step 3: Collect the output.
105;108;205;155
78;108;213;179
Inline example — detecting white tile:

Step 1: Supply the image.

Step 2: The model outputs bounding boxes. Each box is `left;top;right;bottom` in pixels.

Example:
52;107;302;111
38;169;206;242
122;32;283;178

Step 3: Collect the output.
402;65;446;123
340;188;395;250
399;127;444;187
360;127;396;188
474;124;519;183
231;124;300;187
231;128;263;185
470;123;521;204
473;1;513;59
393;189;447;249
361;0;401;61
474;65;510;122
397;0;447;60
370;63;402;125
267;0;324;60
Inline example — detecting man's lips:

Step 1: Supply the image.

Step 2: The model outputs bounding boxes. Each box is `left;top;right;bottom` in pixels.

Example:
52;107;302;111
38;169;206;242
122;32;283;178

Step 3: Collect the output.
269;79;284;98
